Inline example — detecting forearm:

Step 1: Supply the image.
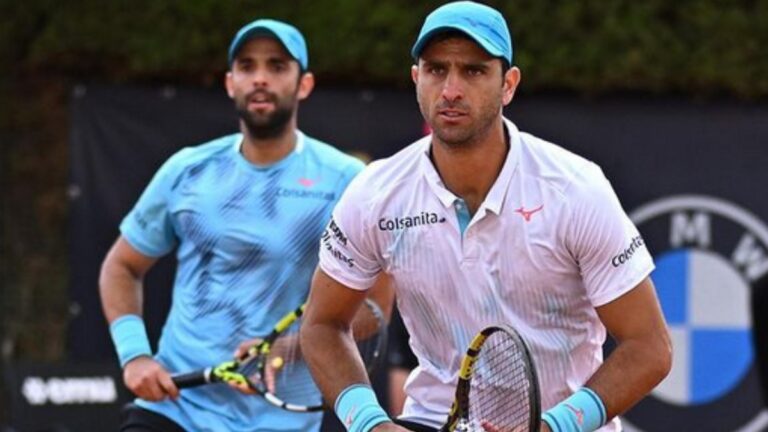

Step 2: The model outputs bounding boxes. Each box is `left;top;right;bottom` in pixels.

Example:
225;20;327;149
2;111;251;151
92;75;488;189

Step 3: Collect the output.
302;269;394;430
99;236;158;323
302;271;394;398
585;279;673;420
542;336;670;432
301;320;371;404
586;336;672;419
544;279;672;432
98;238;160;367
99;258;144;323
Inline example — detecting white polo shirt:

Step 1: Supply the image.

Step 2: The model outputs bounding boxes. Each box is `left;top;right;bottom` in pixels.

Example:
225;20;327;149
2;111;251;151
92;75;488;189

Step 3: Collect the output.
318;119;654;431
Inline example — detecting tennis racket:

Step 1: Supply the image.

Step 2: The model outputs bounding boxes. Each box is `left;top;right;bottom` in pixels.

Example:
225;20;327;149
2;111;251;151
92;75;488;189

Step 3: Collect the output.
171;298;387;412
441;325;541;432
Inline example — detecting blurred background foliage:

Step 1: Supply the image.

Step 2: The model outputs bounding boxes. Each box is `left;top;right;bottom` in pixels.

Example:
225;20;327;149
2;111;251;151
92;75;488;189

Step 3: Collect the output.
0;0;767;363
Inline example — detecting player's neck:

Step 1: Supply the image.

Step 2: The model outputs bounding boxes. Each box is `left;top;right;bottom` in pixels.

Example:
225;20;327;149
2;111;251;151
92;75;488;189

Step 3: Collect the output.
430;120;508;215
240;121;298;166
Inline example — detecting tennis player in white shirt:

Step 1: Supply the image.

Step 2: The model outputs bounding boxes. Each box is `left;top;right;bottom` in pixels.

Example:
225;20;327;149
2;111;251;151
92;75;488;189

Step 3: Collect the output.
300;2;672;431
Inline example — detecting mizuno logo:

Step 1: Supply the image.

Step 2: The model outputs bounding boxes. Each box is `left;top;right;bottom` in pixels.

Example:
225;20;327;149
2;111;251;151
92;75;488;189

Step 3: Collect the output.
345;406;356;427
298;177;316;187
515;205;543;222
564;403;585;425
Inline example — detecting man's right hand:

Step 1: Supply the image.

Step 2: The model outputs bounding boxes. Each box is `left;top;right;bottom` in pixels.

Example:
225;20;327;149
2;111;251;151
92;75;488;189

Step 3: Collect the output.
123;356;179;401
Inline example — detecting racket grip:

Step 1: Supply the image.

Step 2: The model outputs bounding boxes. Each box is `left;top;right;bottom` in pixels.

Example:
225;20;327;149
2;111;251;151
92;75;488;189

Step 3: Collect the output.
171;368;212;389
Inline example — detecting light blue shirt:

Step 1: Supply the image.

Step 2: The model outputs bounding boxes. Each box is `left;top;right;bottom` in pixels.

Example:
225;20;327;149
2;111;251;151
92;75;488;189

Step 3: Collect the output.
121;131;364;431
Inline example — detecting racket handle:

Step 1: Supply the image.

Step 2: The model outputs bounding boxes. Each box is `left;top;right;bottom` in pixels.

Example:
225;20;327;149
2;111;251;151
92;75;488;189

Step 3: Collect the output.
171;367;212;389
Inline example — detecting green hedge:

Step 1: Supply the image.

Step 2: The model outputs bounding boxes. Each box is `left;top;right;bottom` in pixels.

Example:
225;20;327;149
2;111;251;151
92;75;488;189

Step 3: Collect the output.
0;0;767;366
2;0;768;96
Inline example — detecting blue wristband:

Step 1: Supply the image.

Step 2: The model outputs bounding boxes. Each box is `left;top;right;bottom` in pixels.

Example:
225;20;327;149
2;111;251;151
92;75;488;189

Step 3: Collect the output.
542;387;607;432
334;384;390;432
109;315;152;367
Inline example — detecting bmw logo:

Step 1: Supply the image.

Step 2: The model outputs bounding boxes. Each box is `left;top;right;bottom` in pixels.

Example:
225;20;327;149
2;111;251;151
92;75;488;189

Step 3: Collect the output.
622;195;768;431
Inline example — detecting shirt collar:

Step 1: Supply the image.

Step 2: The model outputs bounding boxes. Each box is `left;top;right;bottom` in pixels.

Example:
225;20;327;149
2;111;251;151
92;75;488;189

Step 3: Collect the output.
484;118;521;215
233;130;306;171
419;137;459;208
419;118;522;214
295;130;306;153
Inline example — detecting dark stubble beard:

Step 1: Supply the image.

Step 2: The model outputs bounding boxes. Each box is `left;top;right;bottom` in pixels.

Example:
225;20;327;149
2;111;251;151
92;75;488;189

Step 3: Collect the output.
236;91;297;140
418;90;503;149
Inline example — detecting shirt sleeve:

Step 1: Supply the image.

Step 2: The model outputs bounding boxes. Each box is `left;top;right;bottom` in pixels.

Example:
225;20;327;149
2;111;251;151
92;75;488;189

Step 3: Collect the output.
318;167;382;290
565;164;655;306
119;151;186;257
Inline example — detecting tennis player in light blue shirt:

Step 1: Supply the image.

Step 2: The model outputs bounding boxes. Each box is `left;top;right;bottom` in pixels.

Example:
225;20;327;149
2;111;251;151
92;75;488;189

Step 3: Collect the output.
100;19;364;432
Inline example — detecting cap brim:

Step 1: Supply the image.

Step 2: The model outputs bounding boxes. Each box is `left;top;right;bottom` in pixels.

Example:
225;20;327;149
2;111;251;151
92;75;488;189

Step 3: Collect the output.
229;27;306;69
229;27;280;63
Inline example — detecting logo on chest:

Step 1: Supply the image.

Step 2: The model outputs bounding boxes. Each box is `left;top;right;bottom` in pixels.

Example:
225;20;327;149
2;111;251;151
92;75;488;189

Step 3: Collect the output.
514;204;544;222
276;187;335;201
378;212;447;231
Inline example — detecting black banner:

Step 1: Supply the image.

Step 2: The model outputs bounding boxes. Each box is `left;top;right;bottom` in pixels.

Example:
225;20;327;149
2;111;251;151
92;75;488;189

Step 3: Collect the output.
69;85;768;431
4;361;131;431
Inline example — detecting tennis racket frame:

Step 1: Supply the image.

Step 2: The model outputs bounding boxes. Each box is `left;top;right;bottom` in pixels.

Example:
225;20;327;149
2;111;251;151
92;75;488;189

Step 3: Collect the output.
171;299;386;413
441;324;541;432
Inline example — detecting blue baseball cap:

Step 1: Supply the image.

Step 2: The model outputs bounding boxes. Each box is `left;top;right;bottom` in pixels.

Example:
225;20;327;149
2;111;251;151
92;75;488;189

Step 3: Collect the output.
411;1;513;66
228;19;308;70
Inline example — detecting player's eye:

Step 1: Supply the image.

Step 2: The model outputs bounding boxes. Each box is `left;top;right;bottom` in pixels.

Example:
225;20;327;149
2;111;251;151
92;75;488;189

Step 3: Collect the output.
427;65;446;76
269;60;288;73
466;66;485;76
235;59;254;72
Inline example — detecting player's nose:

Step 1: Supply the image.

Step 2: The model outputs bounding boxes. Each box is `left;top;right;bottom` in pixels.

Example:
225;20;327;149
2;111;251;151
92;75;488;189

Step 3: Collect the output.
441;72;464;102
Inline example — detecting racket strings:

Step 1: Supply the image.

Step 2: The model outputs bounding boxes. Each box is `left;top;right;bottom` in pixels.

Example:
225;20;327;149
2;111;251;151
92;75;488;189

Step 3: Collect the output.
241;318;324;408
468;332;534;431
230;299;385;411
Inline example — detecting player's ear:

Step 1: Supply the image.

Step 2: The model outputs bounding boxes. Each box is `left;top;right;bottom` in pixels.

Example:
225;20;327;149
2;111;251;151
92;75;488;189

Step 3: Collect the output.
225;71;235;99
502;66;521;106
297;71;315;101
411;64;419;85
